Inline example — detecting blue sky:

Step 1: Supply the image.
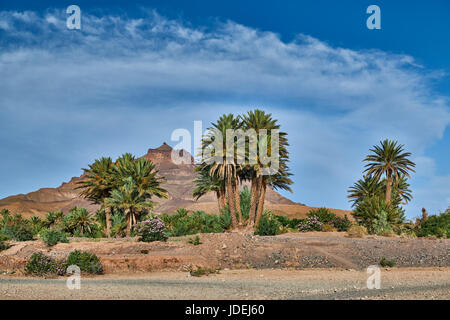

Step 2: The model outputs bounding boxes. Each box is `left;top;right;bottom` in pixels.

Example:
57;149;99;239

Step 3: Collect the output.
0;1;449;218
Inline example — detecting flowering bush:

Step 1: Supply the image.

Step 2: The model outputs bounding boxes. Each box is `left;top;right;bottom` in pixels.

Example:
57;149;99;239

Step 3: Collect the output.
25;252;66;276
134;216;168;242
298;216;323;232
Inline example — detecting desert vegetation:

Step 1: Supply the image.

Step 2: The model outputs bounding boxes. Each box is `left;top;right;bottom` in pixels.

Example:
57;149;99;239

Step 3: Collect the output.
25;250;102;276
1;118;449;279
77;153;168;237
195;110;293;230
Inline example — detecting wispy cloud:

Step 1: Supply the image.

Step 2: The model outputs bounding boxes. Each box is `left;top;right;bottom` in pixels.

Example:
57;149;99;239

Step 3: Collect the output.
0;9;449;217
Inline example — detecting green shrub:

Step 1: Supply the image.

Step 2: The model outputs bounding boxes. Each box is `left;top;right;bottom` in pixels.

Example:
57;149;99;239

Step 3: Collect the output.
66;250;103;274
220;208;232;230
307;208;336;224
416;212;449;238
239;186;251;220
110;213;127;238
25;252;67;276
0;214;34;241
288;218;303;229
255;211;282;236
162;209;228;237
352;196;405;234
0;234;9;251
189;266;220;277
274;215;291;227
40;229;69;246
331;215;352;232
188;235;202;245
380;257;396;267
370;210;394;236
134;216;168;242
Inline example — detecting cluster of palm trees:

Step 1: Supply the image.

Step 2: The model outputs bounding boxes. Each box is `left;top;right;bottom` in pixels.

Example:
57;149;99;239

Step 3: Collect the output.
193;110;293;230
77;153;167;237
348;139;416;226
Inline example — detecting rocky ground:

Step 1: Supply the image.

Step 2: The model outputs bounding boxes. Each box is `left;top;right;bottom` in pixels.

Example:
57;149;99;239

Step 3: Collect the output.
0;268;449;299
0;232;448;275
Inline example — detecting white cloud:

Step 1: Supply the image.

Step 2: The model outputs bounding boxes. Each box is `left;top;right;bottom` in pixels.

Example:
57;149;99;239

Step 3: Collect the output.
0;9;449;217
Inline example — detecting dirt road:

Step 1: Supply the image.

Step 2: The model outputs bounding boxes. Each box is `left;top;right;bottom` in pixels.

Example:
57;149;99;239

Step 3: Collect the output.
1;268;448;300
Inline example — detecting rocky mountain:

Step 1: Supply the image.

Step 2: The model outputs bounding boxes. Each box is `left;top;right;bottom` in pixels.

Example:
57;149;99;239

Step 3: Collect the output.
0;143;350;218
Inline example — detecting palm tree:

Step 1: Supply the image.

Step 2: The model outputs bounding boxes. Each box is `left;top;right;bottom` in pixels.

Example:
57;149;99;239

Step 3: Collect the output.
45;211;64;228
29;216;42;227
390;174;413;206
114;155;168;200
348;174;412;208
105;177;155;236
110;212;127;238
363;139;416;204
202;114;244;228
64;207;96;236
77;157;115;237
348;175;384;207
242;109;291;227
193;164;226;212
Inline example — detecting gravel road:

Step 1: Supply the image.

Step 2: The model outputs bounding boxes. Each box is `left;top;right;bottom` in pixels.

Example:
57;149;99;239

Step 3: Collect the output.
1;268;448;300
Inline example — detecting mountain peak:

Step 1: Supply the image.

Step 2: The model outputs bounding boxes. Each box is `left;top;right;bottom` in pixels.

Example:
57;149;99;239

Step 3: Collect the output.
155;142;172;152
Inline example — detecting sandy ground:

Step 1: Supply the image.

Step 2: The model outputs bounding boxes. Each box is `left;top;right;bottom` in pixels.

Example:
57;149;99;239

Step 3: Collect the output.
0;268;449;300
1;232;449;274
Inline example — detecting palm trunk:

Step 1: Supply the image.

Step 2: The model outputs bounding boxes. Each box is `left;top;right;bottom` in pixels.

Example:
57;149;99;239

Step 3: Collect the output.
247;175;259;228
233;179;243;225
226;175;238;229
386;171;392;204
255;178;267;226
125;209;132;237
104;205;112;238
216;189;226;213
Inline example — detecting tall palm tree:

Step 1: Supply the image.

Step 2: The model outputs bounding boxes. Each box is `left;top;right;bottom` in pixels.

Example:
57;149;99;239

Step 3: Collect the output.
193;164;226;212
105;177;155;237
77;157;115;236
363;139;416;204
243;109;291;228
202;114;244;228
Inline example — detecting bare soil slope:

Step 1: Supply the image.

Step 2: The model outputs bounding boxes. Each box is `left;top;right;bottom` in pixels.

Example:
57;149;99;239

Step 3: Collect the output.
1;233;448;275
